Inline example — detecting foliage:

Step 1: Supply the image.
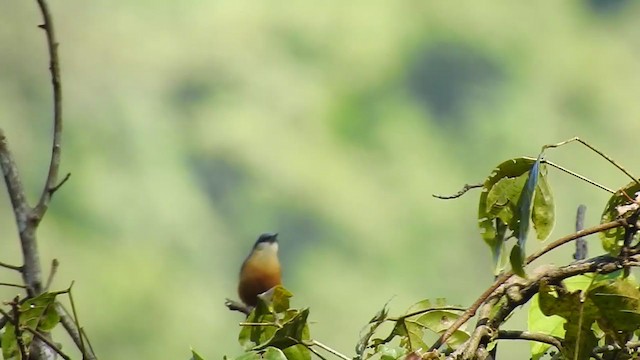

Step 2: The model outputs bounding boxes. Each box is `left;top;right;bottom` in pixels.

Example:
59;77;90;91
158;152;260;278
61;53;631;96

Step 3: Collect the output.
206;138;640;360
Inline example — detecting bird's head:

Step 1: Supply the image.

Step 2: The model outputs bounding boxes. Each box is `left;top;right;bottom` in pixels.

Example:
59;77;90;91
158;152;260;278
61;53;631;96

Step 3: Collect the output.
253;232;279;253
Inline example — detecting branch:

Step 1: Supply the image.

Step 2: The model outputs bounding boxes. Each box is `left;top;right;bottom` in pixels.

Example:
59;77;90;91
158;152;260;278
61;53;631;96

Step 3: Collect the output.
34;0;64;218
432;183;483;200
24;327;71;360
10;297;29;359
496;330;562;350
573;205;587;261
225;298;252;316
0;261;23;272
429;218;627;351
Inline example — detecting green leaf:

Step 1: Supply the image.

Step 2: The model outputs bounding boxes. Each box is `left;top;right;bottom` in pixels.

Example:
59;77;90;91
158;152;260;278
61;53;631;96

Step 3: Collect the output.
239;301;277;350
254;309;310;350
509;244;525;278
191;348;205;360
233;351;261;360
538;282;599;360
531;169;554;241
415;310;461;333
600;181;640;255
478;157;555;274
356;301;390;359
515;156;540;248
271;286;293;314
1;321;19;360
282;345;311;360
479;158;536;272
376;345;406;360
590;279;640;333
38;304;60;331
528;294;564;360
263;347;288;360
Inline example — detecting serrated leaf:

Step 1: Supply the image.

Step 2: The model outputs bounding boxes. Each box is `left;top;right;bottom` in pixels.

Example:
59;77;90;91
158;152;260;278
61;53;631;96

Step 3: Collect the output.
600;181;640;255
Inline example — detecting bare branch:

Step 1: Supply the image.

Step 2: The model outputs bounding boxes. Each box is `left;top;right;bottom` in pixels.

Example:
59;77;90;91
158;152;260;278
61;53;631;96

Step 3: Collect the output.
33;0;64;218
432;183;483;200
496;330;562;350
225;298;252;316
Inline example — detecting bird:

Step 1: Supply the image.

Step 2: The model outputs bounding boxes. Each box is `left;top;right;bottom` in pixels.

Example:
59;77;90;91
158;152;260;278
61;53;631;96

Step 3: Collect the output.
238;233;282;307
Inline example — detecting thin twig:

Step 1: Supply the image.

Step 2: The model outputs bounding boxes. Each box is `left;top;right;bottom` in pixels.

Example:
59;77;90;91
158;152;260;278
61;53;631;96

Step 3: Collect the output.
297;339;328;360
23;327;71;360
432;183;484;200
310;340;352;360
0;261;23;272
34;0;64;218
387;306;466;321
541;160;615;194
239;322;282;328
48;172;70;196
496;330;562;350
44;258;59;291
81;327;97;357
0;283;27;289
55;302;97;360
67;282;87;355
10;297;28;359
543;137;640;187
429;218;627;351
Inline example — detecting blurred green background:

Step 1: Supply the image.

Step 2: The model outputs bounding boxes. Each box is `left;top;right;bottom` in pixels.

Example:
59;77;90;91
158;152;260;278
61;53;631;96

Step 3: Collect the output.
1;0;640;358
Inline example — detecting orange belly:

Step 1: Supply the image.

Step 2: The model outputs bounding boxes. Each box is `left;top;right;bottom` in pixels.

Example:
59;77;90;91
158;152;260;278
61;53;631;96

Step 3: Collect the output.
238;259;281;306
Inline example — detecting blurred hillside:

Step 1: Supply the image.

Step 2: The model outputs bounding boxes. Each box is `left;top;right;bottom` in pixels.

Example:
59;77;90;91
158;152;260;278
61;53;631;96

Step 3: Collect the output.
1;0;640;358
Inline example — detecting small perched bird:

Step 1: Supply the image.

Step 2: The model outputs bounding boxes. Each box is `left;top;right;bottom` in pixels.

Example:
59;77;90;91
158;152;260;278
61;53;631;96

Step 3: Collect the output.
238;233;282;307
